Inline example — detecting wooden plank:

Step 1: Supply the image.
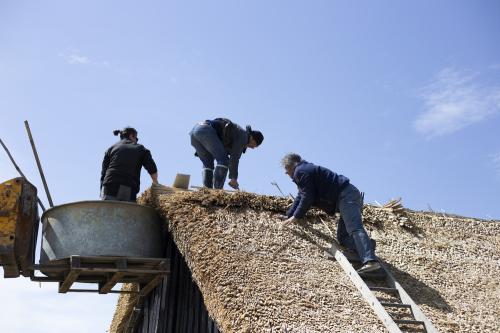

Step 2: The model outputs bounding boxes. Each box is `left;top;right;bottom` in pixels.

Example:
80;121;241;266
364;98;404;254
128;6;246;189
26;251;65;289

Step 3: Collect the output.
193;286;201;333
58;256;81;293
393;319;426;326
381;302;411;309
140;275;165;297
99;259;126;294
200;295;208;333
176;262;188;333
77;267;169;275
158;234;173;333
76;255;167;264
36;259;169;273
149;278;162;333
158;277;168;333
141;293;150;333
188;278;196;333
66;289;134;294
165;247;180;333
99;272;125;294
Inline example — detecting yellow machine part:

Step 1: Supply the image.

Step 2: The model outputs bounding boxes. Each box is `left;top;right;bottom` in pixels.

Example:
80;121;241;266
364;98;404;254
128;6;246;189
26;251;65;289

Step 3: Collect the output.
0;177;39;278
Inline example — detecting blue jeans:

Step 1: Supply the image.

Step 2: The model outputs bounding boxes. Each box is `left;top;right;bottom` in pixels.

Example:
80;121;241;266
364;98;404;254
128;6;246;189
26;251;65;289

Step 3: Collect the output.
190;124;229;170
336;184;377;264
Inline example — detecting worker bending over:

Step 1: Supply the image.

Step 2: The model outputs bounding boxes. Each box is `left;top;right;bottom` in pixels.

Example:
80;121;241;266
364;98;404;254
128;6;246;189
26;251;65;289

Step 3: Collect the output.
190;118;263;190
100;127;158;202
281;153;381;275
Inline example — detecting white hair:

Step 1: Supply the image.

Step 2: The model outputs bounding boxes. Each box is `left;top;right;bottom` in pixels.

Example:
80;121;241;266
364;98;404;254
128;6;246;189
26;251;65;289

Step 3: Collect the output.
281;153;302;169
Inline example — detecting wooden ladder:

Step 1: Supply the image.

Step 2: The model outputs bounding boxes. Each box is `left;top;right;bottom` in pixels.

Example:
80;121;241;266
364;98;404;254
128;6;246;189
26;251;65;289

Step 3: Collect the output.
327;241;439;333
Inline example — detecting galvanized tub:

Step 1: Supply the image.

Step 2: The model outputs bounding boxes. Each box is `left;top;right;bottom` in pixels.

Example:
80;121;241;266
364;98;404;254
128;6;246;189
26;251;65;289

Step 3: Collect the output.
40;201;165;264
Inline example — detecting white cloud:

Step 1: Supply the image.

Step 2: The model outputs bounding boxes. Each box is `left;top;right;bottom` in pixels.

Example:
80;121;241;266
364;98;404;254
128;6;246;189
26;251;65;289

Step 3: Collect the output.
67;54;90;65
58;49;91;65
415;68;500;138
58;49;111;68
491;152;500;177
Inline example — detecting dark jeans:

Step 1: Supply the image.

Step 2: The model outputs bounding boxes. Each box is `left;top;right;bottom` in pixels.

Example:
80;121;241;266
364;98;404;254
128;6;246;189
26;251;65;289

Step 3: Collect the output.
189;123;229;170
336;184;377;264
101;184;136;202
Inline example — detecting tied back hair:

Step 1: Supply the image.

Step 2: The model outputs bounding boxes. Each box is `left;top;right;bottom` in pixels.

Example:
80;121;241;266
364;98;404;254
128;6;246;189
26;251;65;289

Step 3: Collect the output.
113;127;137;139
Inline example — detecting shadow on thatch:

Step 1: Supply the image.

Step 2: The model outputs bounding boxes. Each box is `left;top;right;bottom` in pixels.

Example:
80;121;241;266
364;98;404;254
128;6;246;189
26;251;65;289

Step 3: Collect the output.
384;261;452;312
287;219;451;314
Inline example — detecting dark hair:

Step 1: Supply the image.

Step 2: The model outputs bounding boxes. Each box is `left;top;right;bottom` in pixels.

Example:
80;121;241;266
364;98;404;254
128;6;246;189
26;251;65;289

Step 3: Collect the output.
113;127;137;139
246;125;264;146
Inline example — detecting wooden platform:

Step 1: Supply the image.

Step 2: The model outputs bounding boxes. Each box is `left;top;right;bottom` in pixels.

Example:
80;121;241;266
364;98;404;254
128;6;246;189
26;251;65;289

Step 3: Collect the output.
31;255;170;296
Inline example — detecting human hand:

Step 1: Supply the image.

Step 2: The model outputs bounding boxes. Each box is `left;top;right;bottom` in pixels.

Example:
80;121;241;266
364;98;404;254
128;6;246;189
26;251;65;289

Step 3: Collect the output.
283;216;300;227
228;179;239;190
275;214;289;221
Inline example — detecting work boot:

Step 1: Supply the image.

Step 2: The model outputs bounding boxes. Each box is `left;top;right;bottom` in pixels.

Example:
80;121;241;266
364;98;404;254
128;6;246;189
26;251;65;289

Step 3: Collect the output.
357;260;381;274
213;165;228;189
202;168;213;188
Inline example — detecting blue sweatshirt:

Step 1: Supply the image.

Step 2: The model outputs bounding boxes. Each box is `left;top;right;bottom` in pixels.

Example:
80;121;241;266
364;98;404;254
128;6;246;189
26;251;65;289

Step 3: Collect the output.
287;161;350;218
209;118;248;180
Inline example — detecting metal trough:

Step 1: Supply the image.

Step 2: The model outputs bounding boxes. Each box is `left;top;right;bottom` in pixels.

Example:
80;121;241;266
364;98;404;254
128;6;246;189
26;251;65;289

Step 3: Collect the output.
40;201;165;264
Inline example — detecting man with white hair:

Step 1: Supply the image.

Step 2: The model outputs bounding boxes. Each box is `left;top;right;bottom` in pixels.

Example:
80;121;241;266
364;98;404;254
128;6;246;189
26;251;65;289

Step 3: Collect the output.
281;153;381;275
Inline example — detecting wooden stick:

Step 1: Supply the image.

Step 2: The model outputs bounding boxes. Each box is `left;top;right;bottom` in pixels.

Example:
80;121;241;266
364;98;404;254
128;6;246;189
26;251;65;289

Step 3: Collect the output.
319;217;334;237
190;185;238;193
24;120;54;207
270;180;285;196
0;137;46;211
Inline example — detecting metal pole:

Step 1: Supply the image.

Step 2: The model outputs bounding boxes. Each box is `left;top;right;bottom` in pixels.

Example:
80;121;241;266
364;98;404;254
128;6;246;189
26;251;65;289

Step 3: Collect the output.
0;137;46;212
24;121;54;207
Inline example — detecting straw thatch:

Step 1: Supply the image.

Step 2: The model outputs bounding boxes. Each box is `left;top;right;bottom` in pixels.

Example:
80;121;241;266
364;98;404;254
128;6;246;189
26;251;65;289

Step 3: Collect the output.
111;187;500;333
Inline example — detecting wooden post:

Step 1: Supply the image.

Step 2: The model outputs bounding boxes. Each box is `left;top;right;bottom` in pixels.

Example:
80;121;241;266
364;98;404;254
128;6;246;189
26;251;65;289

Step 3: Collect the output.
24;120;54;207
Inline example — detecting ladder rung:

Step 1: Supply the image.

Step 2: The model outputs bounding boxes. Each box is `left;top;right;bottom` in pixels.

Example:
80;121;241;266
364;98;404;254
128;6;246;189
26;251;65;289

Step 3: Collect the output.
393;319;426;326
369;287;399;294
380;302;411;308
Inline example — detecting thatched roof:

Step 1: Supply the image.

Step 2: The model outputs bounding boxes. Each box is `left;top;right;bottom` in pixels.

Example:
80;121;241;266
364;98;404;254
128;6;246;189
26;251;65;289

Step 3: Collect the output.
111;188;500;333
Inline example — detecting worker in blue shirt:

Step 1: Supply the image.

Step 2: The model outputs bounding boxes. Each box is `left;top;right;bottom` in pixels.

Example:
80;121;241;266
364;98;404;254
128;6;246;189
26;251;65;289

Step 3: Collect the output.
190;118;263;190
281;153;381;275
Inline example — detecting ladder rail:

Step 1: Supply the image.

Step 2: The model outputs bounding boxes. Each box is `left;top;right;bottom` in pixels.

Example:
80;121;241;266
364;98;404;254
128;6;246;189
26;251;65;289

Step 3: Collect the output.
380;261;439;333
328;242;403;333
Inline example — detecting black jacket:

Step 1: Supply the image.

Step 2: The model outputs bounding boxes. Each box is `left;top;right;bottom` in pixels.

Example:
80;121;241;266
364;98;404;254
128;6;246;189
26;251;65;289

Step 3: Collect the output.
287;161;350;218
100;139;157;195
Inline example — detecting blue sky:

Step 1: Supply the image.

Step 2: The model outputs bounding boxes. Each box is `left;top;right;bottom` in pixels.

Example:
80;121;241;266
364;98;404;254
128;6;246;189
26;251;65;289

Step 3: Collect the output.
1;1;499;332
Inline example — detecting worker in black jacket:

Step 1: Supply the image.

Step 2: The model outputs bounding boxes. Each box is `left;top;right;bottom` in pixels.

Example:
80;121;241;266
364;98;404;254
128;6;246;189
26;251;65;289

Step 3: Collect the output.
100;127;158;202
280;153;381;275
190;118;263;190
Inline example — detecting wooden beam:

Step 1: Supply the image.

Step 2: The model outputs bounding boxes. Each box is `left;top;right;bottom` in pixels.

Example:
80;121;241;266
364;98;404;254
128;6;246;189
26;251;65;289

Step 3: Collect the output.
139;275;165;297
58;256;81;293
99;259;127;294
